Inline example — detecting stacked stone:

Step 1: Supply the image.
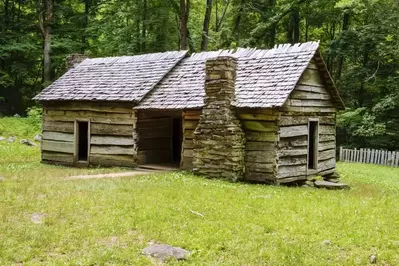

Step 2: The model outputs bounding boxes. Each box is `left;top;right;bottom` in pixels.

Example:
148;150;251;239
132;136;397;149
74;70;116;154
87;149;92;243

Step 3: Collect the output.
193;56;246;181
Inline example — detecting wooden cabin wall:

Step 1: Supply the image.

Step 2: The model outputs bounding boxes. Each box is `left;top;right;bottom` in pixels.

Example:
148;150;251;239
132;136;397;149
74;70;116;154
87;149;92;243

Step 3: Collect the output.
136;110;181;164
277;62;337;183
41;102;137;167
238;109;279;182
181;110;201;169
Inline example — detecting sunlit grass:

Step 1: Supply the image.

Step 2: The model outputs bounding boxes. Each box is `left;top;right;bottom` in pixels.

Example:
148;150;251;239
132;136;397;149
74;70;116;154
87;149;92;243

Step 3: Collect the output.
0;118;398;265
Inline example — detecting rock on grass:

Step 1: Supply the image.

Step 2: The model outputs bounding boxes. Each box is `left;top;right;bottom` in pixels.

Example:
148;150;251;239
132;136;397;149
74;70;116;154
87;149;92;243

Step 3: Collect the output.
143;243;190;261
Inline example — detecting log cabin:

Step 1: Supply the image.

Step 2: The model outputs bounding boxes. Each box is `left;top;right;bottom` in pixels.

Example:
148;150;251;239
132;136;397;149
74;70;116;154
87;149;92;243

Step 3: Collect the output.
33;41;345;184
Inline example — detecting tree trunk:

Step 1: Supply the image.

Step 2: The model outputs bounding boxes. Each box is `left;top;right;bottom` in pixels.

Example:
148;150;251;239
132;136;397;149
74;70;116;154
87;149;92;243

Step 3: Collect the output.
200;0;212;51
336;12;350;79
141;0;147;52
268;0;276;47
81;0;90;53
39;0;54;84
179;0;188;50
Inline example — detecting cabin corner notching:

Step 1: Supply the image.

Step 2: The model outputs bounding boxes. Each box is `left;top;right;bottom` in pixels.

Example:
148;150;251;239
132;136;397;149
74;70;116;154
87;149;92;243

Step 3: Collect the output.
34;41;344;184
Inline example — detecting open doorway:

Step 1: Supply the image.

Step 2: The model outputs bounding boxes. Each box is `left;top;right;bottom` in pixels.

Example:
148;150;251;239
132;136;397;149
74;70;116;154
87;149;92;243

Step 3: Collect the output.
76;121;89;162
172;118;182;163
308;120;319;170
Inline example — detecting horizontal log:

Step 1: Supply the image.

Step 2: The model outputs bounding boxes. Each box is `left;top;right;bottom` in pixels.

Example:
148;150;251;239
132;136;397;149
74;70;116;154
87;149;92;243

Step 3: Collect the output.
277;165;307;178
237;108;276;115
298;68;324;87
287;99;334;108
245;162;274;173
42;140;75;153
45;102;134;113
90;154;136;167
279;125;308;138
138;110;181;119
319;149;336;161
318;141;336;152
185;130;195;139
238;113;278;121
138;138;171;150
242;121;277;132
181;157;193;169
183;140;194;149
42;151;74;163
91;123;133;136
137;150;172;164
183;149;194;158
295;85;328;94
245;171;275;182
90;145;135;155
42;131;74;142
45;110;135;124
291;90;331;100
182;110;201;117
245;132;277;142
42;121;74;133
278;149;307;157
279;116;335;126
276;175;307;183
318;168;335;177
281;106;337;113
183;115;200;120
319;125;336;135
318;158;335;171
319;134;335;142
278;156;307;166
245;151;275;163
91;135;135;146
279;136;307;148
138;118;171;129
246;141;275;151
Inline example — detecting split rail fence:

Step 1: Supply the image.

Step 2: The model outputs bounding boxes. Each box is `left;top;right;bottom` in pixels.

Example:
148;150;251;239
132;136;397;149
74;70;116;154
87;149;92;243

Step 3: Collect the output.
339;147;399;167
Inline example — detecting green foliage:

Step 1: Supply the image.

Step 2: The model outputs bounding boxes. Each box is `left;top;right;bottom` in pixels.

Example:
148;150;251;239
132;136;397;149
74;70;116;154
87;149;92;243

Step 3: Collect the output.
26;106;43;133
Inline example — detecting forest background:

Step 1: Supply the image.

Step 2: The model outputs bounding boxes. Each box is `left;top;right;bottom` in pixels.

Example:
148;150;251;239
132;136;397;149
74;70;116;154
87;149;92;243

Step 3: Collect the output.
0;0;398;149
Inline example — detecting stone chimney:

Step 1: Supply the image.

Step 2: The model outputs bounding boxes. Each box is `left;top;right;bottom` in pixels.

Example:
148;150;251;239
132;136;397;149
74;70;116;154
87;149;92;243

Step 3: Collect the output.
66;53;88;70
193;56;245;181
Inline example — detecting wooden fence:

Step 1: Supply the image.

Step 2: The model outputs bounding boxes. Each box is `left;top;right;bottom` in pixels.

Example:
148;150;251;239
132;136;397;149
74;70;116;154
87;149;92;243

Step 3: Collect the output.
339;147;399;167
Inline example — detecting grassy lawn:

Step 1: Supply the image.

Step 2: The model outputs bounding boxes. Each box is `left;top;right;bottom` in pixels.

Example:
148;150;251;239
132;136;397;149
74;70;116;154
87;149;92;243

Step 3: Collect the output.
1;118;399;265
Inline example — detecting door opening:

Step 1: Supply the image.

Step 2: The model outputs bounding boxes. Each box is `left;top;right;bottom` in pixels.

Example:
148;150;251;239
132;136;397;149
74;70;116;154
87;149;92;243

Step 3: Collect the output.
77;121;89;161
172;118;182;163
308;120;319;170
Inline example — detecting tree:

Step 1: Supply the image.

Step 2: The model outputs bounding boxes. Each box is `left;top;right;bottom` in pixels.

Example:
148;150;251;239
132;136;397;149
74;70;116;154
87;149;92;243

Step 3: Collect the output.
200;0;212;51
38;0;55;84
179;0;189;50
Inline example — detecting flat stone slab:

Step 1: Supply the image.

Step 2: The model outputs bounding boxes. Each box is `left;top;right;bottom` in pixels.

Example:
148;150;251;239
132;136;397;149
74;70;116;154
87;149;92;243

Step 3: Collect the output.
31;213;46;224
314;180;350;190
143;244;190;260
0;136;5;141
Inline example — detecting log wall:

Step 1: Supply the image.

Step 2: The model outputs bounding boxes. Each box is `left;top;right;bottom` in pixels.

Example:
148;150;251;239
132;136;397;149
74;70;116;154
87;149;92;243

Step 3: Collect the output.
181;110;201;169
276;63;337;183
41;102;137;167
238;108;279;183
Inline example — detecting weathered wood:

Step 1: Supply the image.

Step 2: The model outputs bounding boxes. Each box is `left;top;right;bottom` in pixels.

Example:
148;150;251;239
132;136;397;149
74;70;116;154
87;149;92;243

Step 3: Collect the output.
245;171;274;182
42;121;74;133
279;136;307;148
45;110;134;124
138;117;171;129
281;106;337;113
42;151;74;163
90;154;136;167
291;90;331;101
181;156;193;169
91;123;133;136
183;120;199;130
245;132;277;142
276;175;307;183
295;85;329;94
319;125;335;135
245;162;274;173
279;125;308;138
139;127;171;139
42;131;74;142
298;68;324;87
185;130;195;139
319;149;335;161
277;165;307;178
183;149;194;158
278;156;307;166
318;158;335;171
42;140;74;153
245;151;275;163
242;121;277;132
278;149;307;157
279;115;335;126
137;150;172;164
183;139;194;149
238;108;276;115
319;135;335;142
288;99;333;108
319;141;335;152
44;101;134;113
91;135;135;146
90;145;135;155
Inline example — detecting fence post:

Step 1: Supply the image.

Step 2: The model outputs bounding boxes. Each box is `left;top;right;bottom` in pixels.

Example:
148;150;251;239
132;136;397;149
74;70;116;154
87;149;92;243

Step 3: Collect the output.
339;146;343;161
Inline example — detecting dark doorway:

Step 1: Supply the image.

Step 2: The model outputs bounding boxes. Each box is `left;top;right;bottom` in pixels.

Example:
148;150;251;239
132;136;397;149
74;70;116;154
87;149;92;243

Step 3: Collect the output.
172;118;182;163
77;121;89;161
308;120;319;169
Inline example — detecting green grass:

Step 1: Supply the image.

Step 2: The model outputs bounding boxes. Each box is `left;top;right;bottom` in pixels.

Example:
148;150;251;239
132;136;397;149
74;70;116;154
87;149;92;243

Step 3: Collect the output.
1;118;399;265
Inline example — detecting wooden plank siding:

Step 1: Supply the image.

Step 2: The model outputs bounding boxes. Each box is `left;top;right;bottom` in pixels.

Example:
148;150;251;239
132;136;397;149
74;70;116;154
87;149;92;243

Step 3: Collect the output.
181;110;201;169
238;108;279;182
41;102;137;167
276;64;337;183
